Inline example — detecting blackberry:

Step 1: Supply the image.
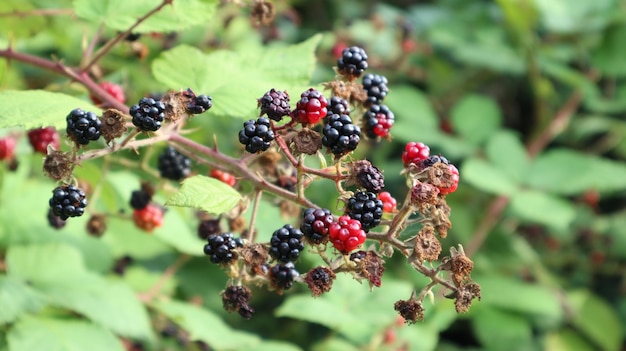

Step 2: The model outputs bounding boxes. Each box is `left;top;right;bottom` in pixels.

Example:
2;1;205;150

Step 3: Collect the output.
203;232;243;264
300;208;334;244
130;190;151;210
322;114;361;155
354;162;385;193
238;117;275;153
158;146;191;181
129;97;166;132
337;46;368;79
47;208;67;229
345;191;383;232
187;95;213;114
66;108;102;145
269;224;305;262
258;89;291;121
27;127;60;154
293;88;328;125
363;104;394;138
326;96;350;116
419;155;449;170
362;74;389;105
49;185;88;220
270;262;299;290
197;219;221;240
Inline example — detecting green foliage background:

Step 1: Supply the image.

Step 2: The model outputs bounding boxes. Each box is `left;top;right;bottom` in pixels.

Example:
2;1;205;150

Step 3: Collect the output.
2;0;626;350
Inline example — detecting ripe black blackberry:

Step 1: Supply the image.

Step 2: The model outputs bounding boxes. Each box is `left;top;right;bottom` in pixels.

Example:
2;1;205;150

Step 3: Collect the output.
419;155;450;170
354;162;385;193
49;185;88;220
269;224;305;262
258;89;291;121
197;218;221;240
158;146;191;181
203;232;243;264
322;114;361;155
270;262;299;290
129;97;166;131
345;191;383;232
238;117;275;153
187;95;213;114
130;190;151;210
363;104;395;138
362;73;389;105
300;208;334;244
326;96;350;116
66;108;102;145
337;46;368;79
47;208;67;229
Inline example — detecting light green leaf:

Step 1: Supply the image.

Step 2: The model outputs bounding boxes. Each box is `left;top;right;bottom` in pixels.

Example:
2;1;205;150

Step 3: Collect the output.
450;95;502;145
384;85;439;132
7;243;89;283
74;0;217;33
591;24;626;77
311;338;360;351
485;130;529;182
533;0;616;34
7;316;125;351
254;341;303;351
0;90;100;129
545;329;596;351
152;34;322;119
152;299;260;350
509;190;576;231
472;307;533;351
461;158;519;196
166;175;242;215
0;277;46;324
567;290;623;351
153;206;206;255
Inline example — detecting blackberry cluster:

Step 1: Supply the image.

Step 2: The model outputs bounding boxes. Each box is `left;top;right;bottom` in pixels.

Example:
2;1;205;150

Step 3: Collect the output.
326;96;350;116
270;262;299;290
238;117;275;153
363;104;395;138
258;89;291;121
66;108;101;145
203;232;243;264
49;185;88;220
354;163;385;193
130;190;151;210
337;46;368;79
345;191;383;232
269;224;305;262
300;208;334;244
158;146;191;181
322;114;361;155
187;95;213;114
129;97;166;131
362;74;389;105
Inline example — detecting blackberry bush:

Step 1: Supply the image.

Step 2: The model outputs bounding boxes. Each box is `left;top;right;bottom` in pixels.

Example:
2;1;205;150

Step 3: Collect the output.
238;117;275;153
322;114;361;155
158;146;192;181
129;97;166;131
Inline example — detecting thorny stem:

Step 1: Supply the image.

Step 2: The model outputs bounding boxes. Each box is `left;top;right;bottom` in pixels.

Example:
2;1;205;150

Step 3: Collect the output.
246;189;263;242
138;254;191;303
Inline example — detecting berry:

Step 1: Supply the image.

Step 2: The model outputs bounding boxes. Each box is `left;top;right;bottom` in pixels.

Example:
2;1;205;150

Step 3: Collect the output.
203;232;243;264
402;142;430;166
327;96;349;116
129;97;166;132
419;155;449;171
363;104;394;138
270;262;299;290
210;169;236;187
300;208;334;244
362;74;389;105
438;164;459;195
47;208;67;229
354;161;385;193
337;46;368;79
328;215;366;253
158;146;191;181
345;191;383;232
197;219;221;240
0;137;16;161
130;190;151;210
132;204;164;232
90;81;126;106
322;114;361;155
258;89;291;121
293;88;328;125
187;94;213;114
66;108;101;145
238;117;275;153
27;127;60;154
49;185;88;220
269;224;305;262
378;191;397;213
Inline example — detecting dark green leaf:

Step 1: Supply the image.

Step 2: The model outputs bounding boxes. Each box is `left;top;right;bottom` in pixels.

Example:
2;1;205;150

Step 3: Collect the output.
591;24;626;77
472;306;533;351
0;277;46;324
545;329;596;351
384;85;438;132
461;158;519;196
567;290;623;351
509;190;576;231
450;95;502;145
485;130;529;182
165;175;242;215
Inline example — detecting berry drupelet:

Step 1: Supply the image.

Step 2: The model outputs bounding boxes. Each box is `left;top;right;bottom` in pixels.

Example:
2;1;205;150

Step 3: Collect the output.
300;208;334;244
238;117;275;153
293;88;328;125
345;191;383;232
203;232;243;264
337;46;368;79
158;146;192;181
363;104;395;139
258;89;291;121
129;97;166;132
66;108;101;145
49;185;88;220
322;114;361;156
269;224;305;262
362;74;389;105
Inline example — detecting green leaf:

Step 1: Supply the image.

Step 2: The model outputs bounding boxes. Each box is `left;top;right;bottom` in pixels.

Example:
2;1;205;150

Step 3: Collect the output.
509;190;576;231
311;338;361;351
0;90;100;129
153;206;206;255
384;85;439;132
74;0;217;33
525;149;626;195
472;307;533;351
6;243;89;283
567;290;623;351
450;95;502;145
7;316;125;351
254;341;303;351
461;158;519;196
545;329;596;351
166;175;242;215
485;130;529;182
533;0;616;34
591;24;626;77
152;34;322;119
0;277;46;325
152;299;260;350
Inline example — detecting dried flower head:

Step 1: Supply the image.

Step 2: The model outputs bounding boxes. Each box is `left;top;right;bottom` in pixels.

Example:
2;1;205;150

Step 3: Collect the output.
222;285;255;319
410;181;440;211
250;0;275;26
394;297;424;324
43;149;74;181
427;162;457;191
450;246;474;286
100;109;127;143
86;214;107;237
413;225;442;262
350;250;385;288
455;282;481;313
293;128;322;155
241;243;269;273
305;266;336;297
349;160;385;193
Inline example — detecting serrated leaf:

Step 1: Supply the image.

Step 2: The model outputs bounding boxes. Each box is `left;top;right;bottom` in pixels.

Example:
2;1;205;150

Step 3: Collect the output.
461;158;519;196
509;190;576;231
567;290;623;351
152;34;322;119
450;94;502;145
0;277;46;324
165;175;242;215
74;0;217;33
152;299;260;350
0;90;100;129
7;316;125;351
485;130;529;182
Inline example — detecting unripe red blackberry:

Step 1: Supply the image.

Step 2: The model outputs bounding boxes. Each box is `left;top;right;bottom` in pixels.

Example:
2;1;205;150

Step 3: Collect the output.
132;204;164;232
90;81;126;106
27;127;60;154
269;224;305;262
270;262;299;290
402;142;430;166
328;215;366;253
66;108;101;145
345;191;383;232
238;117;275;153
327;96;350;116
158;146;191;181
293;88;328;125
129;97;166;132
363;104;394;138
203;232;243;264
378;191;397;213
337;46;368;79
49;185;88;220
0;137;16;161
300;208;334;244
322;114;361;156
438;164;460;195
258;89;291;121
210;169;236;187
362;74;389;105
